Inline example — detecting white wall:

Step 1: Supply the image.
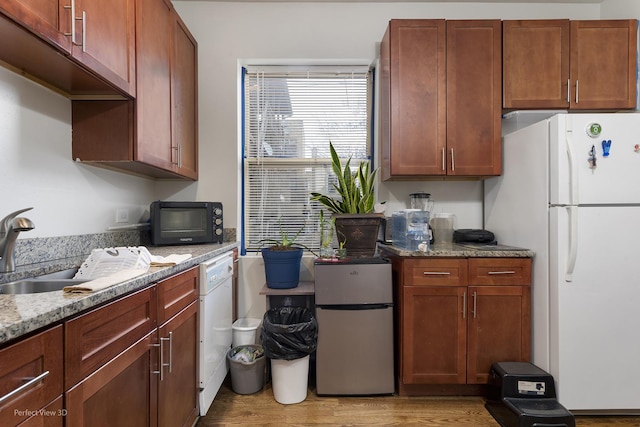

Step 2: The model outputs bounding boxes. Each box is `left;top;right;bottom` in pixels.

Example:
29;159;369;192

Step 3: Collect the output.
0;68;162;238
172;0;602;318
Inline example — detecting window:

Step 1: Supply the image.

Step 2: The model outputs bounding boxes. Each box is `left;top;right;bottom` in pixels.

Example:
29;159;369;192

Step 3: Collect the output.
242;65;373;253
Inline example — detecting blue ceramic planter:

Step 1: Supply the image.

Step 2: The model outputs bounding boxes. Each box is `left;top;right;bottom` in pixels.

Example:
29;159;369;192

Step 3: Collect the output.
261;247;303;289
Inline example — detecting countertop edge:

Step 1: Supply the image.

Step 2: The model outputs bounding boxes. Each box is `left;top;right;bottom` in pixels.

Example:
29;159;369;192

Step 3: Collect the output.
0;242;239;346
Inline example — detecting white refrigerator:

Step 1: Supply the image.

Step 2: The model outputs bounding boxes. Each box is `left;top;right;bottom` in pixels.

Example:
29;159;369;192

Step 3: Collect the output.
484;113;640;413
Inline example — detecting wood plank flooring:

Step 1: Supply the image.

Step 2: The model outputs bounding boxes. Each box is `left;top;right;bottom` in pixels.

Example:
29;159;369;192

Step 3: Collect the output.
197;380;640;427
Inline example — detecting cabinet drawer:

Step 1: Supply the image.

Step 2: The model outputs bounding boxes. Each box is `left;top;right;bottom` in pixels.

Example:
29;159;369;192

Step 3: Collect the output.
157;266;198;324
403;258;468;286
0;325;63;427
468;258;531;286
65;286;157;389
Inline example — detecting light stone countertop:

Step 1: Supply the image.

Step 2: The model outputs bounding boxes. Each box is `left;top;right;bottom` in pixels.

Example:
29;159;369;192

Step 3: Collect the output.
379;243;535;258
0;242;239;346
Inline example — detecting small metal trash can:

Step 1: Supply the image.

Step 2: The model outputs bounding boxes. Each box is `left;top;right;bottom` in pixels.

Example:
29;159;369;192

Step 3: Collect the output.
227;345;266;395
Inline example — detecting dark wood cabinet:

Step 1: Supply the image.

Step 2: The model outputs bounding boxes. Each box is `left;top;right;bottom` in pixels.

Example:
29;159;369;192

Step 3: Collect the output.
388;255;531;395
70;0;136;96
157;302;198;427
64;286;158;389
379;19;501;180
65;331;157;427
0;0;71;53
170;10;198;180
446;20;501;177
503;19;637;110
71;0;198;180
156;267;199;427
0;326;63;427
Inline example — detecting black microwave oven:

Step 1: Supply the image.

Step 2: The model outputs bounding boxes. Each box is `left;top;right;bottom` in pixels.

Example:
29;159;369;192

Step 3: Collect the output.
150;201;223;246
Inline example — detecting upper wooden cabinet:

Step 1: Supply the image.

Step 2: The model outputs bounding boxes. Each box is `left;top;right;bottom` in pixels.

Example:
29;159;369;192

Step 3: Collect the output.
379;19;501;180
446;20;502;177
503;19;637;110
0;0;71;53
70;0;136;96
0;0;135;96
71;0;198;180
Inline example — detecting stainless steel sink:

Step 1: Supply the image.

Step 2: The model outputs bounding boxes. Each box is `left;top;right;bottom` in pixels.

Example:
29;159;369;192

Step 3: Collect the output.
0;268;89;294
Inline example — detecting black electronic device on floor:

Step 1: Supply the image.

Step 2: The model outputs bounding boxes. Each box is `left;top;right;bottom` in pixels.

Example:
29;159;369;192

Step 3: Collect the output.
485;362;575;427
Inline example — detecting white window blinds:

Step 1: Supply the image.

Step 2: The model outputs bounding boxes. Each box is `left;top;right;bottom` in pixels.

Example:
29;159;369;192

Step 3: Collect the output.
243;65;373;252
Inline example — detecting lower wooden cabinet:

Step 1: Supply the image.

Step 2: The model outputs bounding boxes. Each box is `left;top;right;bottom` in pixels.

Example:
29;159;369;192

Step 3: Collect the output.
1;264;203;427
65;331;157;427
390;255;531;395
62;266;200;426
156;268;199;427
0;326;63;427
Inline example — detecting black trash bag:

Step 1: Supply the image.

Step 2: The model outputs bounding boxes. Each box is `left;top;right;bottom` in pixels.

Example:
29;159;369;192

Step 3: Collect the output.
261;306;318;361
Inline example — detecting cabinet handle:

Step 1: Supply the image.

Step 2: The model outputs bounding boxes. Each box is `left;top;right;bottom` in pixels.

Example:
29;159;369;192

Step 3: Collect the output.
178;145;183;169
487;270;515;275
472;291;477;319
450;148;455;172
575;80;579;103
171;145;179;166
422;271;451;276
462;291;466;319
567;79;570;103
0;371;49;405
441;147;445;171
159;333;172;378
81;11;86;52
63;1;74;42
151;341;164;380
166;331;173;373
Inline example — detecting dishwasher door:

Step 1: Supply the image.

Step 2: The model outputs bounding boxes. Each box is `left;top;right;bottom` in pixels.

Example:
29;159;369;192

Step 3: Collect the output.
315;305;394;395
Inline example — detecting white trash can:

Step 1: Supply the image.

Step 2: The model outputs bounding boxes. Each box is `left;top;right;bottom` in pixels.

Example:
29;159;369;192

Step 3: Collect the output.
270;355;310;405
232;318;262;347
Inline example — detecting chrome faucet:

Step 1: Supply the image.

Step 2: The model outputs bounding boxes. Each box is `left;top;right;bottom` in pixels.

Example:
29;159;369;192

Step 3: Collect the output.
0;208;35;273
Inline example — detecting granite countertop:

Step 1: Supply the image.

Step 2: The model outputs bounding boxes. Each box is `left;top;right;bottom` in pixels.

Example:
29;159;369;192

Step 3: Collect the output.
379;243;535;258
0;242;239;346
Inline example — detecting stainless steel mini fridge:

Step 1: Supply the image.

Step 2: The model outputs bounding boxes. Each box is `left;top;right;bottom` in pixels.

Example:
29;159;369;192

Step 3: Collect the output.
314;258;394;395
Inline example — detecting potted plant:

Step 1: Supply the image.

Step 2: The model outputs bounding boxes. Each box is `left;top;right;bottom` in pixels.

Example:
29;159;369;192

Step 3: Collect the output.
310;142;383;257
258;222;315;289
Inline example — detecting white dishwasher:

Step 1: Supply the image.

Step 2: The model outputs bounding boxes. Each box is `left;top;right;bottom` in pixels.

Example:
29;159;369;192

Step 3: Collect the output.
198;252;233;416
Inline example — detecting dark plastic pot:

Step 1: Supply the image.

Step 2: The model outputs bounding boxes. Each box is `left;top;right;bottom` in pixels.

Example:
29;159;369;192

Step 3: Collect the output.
261;247;303;289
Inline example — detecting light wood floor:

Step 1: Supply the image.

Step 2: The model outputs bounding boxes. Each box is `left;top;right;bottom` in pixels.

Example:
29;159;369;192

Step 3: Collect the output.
197;380;640;427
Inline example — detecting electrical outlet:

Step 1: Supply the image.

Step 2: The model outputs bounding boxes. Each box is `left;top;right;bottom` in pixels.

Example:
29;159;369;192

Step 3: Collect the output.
116;208;129;223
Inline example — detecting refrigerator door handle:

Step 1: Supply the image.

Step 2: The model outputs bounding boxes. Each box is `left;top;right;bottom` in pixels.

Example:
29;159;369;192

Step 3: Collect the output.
565;119;579;205
565;206;579;282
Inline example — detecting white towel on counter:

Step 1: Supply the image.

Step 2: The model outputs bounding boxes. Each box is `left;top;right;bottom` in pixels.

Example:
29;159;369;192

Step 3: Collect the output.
63;267;149;294
149;254;192;267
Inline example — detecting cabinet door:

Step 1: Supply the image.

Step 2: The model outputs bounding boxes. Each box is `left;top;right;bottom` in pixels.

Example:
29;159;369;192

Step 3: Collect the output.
570;20;637;110
402;286;467;384
157;301;199;427
72;0;135;96
0;0;71;52
503;20;570;109
0;326;63;427
135;0;173;172
17;396;63;427
446;20;501;177
171;10;198;180
466;285;531;384
380;19;446;179
65;286;157;389
157;265;198;326
65;331;157;427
